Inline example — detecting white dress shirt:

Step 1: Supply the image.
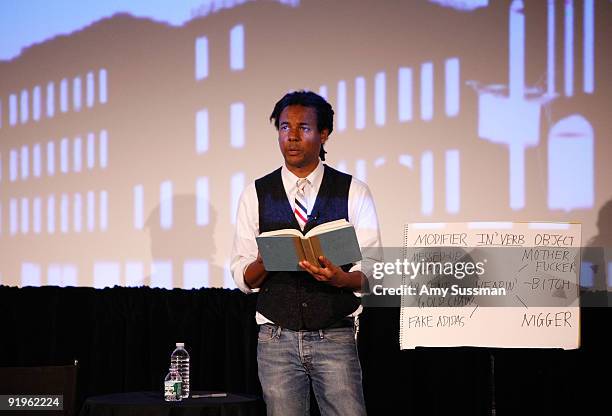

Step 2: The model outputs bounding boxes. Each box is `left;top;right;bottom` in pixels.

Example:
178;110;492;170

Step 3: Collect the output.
230;161;382;324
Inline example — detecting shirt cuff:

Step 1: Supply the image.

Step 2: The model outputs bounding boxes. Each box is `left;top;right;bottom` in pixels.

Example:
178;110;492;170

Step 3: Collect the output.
348;262;367;297
233;259;255;294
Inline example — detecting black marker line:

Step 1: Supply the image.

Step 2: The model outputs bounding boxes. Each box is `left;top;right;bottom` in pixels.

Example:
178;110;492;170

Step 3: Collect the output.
515;295;528;309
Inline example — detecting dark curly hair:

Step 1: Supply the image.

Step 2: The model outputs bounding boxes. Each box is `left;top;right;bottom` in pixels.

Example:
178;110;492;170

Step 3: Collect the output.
269;90;334;161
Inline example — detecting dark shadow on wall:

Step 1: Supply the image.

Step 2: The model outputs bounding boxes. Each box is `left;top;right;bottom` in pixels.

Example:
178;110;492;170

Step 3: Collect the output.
145;194;225;288
581;198;612;307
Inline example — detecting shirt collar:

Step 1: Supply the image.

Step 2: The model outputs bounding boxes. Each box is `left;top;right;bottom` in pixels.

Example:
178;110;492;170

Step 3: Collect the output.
281;161;325;192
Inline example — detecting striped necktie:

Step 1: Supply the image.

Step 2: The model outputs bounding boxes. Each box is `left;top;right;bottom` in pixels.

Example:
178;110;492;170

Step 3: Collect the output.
294;178;309;230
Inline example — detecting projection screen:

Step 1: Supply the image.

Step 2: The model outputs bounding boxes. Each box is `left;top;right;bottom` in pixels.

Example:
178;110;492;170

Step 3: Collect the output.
0;0;610;289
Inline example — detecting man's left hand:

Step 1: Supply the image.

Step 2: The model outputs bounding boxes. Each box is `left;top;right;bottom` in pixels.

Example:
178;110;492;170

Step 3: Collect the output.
299;256;346;288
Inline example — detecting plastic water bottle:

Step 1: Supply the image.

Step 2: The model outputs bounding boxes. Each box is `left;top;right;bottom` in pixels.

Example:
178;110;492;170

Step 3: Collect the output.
164;364;182;401
170;342;190;398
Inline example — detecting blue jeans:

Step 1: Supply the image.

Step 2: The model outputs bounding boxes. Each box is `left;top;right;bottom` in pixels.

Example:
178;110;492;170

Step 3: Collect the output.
257;323;367;416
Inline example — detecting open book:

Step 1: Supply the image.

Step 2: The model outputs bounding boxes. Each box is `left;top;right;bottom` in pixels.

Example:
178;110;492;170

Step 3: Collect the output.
256;219;362;271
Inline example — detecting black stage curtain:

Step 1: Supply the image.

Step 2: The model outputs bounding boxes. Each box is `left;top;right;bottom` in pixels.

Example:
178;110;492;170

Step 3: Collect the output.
0;286;609;415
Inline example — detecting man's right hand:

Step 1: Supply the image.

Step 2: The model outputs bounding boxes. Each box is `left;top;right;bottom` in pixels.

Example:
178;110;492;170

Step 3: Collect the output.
244;252;268;289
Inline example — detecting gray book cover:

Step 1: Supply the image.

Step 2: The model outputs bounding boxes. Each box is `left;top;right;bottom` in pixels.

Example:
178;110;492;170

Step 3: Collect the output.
256;235;303;271
256;226;362;272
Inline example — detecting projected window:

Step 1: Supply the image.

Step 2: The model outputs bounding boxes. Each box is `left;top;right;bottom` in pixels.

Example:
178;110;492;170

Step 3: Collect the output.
337;81;347;131
445;150;460;213
398;68;413;122
196;108;209;153
230;103;245;148
20;198;29;234
99;130;108;168
46;82;55;118
73;137;82;172
21;263;41;286
99;191;108;231
20;146;28;180
9;149;17;182
420;62;434;121
60;79;69;113
60;193;69;233
94;262;120;289
87;191;95;232
151;261;172;289
196;177;209;226
47;195;55;234
46;141;55;176
9;199;17;236
583;0;594;93
375;72;386;126
32;86;41;121
73;77;82;112
87;133;95;169
125;262;144;287
99;69;107;104
355;159;366;182
19;90;28;124
33;197;41;234
421;151;434;215
159;181;173;229
355;77;366;130
73;193;82;233
184;260;209;289
318;85;328;99
230;172;245;225
60;138;69;173
86;72;95;108
195;36;209;80
445;58;460;117
46;264;78;287
229;25;244;71
8;94;17;126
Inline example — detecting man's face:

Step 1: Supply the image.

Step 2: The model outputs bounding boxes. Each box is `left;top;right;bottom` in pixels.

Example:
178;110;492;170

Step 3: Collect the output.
278;105;328;175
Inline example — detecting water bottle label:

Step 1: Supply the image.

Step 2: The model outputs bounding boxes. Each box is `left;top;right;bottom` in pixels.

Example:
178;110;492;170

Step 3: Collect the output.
164;380;182;400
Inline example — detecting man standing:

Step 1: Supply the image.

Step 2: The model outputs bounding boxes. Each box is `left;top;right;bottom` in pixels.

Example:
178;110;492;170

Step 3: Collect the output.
231;90;381;415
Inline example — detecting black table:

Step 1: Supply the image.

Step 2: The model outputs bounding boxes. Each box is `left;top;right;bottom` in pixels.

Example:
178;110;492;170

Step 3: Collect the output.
78;391;261;416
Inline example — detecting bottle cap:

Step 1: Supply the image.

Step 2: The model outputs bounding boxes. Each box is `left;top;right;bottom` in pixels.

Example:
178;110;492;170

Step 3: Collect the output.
176;342;184;347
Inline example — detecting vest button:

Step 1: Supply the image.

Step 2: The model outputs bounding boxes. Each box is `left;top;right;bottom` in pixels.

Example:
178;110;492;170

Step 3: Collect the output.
302;302;308;307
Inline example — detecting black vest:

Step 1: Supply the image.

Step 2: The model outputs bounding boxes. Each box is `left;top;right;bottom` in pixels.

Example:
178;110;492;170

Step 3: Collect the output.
255;165;360;330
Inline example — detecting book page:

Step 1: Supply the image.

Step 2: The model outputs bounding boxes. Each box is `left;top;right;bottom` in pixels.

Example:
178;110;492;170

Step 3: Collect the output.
306;219;351;237
259;228;303;238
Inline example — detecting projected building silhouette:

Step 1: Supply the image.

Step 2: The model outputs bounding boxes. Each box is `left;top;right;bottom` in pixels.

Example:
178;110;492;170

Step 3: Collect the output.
0;0;604;288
